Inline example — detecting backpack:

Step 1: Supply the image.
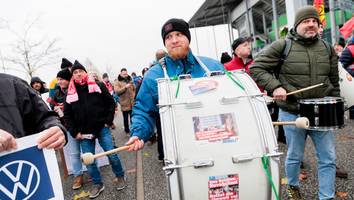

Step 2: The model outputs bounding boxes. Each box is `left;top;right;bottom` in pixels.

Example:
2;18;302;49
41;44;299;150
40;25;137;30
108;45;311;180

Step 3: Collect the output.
275;38;332;78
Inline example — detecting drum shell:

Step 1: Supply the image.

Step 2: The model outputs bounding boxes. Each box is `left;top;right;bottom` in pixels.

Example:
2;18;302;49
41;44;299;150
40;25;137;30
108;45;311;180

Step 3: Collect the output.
158;71;280;200
298;97;344;130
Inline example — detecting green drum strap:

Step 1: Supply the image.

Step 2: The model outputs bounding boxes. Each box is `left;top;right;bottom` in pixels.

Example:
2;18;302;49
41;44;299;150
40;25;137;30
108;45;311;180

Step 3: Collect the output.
175;79;180;98
261;155;280;200
170;76;180;98
224;70;245;91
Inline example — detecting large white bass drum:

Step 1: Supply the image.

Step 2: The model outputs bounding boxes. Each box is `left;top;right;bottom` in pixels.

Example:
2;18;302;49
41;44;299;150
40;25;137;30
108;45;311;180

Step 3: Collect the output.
158;69;281;200
338;62;354;107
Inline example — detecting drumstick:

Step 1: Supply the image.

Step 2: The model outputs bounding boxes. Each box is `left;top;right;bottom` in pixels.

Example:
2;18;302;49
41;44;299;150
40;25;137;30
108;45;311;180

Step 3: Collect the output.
272;117;309;129
286;83;323;96
81;145;131;165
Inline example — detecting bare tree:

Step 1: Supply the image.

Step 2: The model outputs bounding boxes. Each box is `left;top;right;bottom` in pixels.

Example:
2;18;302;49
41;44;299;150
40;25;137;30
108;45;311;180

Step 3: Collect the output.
84;58;102;76
0;51;5;73
3;16;61;79
104;64;117;80
0;18;8;72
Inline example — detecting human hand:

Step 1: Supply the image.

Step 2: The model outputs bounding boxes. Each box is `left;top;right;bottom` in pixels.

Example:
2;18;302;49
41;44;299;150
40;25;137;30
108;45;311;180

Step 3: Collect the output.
125;136;144;151
0;129;17;152
273;87;287;100
37;126;66;150
125;84;131;88
75;133;83;140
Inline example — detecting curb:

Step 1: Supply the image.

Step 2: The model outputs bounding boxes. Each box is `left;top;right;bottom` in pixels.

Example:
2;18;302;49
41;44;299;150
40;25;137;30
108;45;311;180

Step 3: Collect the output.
136;150;144;200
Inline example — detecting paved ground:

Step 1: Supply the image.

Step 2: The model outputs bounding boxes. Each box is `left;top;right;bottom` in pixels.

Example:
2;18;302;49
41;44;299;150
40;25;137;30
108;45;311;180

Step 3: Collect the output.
60;110;354;200
60;111;137;200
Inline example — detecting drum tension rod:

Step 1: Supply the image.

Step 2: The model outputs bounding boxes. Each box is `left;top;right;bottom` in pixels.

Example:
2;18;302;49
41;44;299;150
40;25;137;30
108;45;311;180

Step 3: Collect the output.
163;159;214;176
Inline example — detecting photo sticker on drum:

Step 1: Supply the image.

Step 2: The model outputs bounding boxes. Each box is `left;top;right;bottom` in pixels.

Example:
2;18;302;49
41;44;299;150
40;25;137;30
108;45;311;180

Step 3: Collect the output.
189;80;218;95
208;174;239;200
192;113;238;144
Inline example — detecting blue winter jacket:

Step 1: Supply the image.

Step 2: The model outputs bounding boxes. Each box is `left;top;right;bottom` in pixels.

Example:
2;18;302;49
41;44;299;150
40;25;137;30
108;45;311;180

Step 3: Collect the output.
131;51;224;141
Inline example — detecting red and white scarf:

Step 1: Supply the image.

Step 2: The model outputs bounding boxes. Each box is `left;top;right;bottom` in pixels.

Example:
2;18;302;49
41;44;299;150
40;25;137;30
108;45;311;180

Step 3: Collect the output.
66;74;101;104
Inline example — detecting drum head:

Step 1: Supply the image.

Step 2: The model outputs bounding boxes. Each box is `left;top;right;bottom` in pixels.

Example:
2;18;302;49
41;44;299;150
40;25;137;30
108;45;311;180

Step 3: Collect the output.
298;96;344;104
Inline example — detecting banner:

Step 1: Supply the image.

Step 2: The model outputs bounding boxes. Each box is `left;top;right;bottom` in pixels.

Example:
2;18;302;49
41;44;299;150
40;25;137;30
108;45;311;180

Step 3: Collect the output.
340;16;354;39
0;133;64;200
313;0;326;27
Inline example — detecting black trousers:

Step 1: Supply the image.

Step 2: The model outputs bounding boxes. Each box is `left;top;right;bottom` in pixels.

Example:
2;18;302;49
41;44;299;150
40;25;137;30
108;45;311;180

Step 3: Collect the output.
269;103;286;144
122;110;132;133
155;116;164;160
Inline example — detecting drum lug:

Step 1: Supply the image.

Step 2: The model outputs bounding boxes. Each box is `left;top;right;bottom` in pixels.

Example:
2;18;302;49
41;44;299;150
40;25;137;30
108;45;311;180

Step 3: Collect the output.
314;104;319;114
315;117;319;126
232;152;283;164
158;99;203;109
232;153;255;163
193;159;214;168
220;96;239;104
163;159;215;176
184;100;203;109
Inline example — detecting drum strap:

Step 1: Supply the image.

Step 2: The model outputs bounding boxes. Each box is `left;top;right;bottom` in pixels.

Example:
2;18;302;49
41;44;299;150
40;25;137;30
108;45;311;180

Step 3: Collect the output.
158;57;181;98
224;70;245;91
261;155;280;200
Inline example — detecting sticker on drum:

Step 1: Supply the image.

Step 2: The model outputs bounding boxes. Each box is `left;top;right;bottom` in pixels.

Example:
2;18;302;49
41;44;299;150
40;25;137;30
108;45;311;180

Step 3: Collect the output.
192;113;239;144
208;174;239;200
298;97;345;130
189;80;218;95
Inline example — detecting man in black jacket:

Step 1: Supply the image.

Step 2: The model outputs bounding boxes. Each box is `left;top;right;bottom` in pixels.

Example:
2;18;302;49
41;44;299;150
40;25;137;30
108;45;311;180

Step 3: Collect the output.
64;61;126;199
30;76;49;95
0;73;66;152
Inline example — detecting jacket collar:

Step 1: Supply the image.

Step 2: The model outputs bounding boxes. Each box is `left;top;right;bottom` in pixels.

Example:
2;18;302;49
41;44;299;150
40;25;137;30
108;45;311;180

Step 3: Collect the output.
165;50;197;75
288;28;319;45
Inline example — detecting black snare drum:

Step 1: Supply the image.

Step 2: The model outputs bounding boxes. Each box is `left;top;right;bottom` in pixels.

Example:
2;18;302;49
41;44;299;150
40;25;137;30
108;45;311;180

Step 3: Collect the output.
298;97;344;130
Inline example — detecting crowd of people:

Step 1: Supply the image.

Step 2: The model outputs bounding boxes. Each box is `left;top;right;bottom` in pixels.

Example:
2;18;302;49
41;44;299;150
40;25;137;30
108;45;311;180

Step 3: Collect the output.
0;5;353;200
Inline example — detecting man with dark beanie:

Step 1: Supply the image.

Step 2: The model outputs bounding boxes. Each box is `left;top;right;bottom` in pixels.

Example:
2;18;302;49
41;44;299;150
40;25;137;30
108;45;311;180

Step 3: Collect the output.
30;76;49;95
126;18;224;152
52;68;85;190
64;60;126;198
49;58;74;106
250;6;339;200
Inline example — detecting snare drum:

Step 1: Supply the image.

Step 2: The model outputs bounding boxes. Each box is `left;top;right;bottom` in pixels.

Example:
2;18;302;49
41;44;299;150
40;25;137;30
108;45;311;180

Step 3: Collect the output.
298;97;344;130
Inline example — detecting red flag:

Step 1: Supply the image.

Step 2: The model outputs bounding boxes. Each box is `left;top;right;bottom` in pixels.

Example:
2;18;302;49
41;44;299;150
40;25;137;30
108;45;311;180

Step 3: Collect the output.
340;17;354;39
313;0;326;27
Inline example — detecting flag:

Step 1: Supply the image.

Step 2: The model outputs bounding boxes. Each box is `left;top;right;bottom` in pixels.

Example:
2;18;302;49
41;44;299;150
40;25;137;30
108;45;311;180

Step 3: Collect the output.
340;16;354;39
313;0;326;27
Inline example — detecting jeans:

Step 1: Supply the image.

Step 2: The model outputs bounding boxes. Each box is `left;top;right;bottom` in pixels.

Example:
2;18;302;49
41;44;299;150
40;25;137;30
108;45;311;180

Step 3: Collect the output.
279;109;336;200
122;110;132;133
66;132;83;177
80;127;125;185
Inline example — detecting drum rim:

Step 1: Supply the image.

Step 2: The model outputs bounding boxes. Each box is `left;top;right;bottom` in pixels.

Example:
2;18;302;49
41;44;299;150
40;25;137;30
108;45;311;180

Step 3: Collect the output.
306;124;345;131
298;97;344;104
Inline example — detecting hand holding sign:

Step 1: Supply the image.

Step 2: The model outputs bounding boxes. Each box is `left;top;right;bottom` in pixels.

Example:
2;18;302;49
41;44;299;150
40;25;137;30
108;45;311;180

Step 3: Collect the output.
37;126;66;150
0;129;17;152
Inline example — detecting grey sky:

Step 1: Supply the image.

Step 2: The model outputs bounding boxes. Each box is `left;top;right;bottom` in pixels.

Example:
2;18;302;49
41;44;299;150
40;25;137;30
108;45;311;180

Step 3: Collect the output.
0;0;234;83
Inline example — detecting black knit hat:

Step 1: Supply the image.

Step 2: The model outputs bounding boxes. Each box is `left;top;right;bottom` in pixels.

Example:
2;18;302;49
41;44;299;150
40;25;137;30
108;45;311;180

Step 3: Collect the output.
30;76;45;85
294;6;320;30
61;58;73;69
231;37;251;51
102;73;108;79
71;60;87;73
161;18;191;45
57;69;72;81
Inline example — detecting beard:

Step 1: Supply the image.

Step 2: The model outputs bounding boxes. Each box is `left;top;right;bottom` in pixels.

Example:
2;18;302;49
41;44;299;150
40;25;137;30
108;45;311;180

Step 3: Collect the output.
169;46;190;60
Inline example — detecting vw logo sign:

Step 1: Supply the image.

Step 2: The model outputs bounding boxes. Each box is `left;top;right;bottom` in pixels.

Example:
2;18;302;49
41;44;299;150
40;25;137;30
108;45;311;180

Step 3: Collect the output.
0;160;40;200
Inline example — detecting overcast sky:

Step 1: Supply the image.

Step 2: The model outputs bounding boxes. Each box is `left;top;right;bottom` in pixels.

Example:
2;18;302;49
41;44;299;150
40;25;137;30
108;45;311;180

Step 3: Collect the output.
0;0;235;83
